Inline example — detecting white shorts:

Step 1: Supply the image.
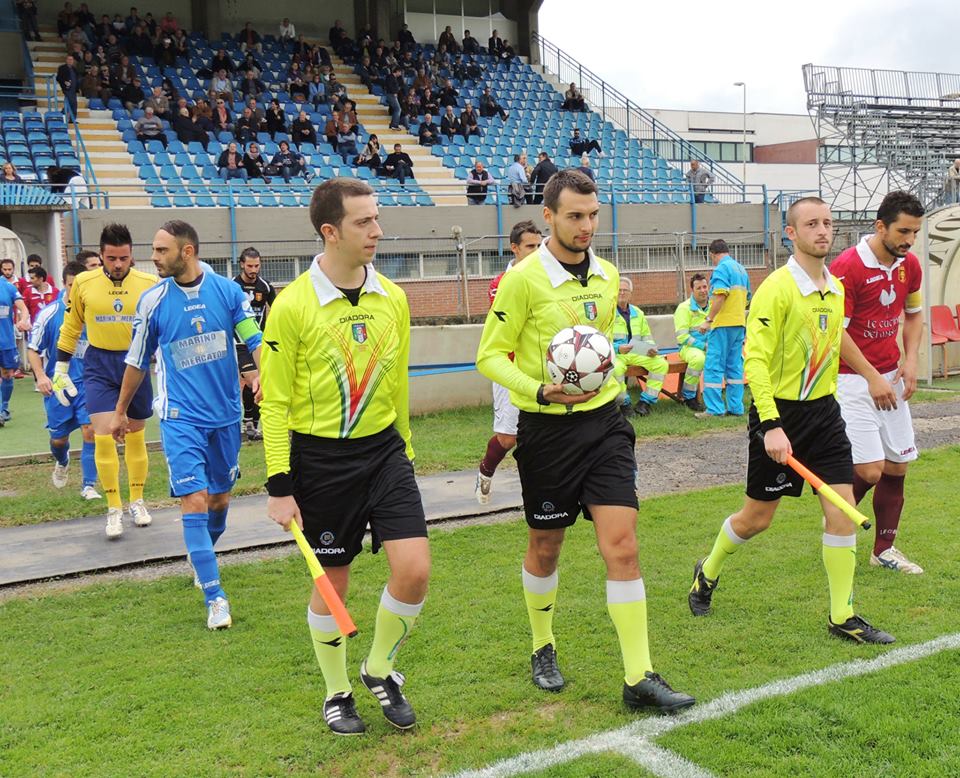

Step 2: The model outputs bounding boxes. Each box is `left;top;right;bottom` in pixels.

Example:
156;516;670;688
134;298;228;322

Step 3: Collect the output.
836;370;918;464
492;382;519;436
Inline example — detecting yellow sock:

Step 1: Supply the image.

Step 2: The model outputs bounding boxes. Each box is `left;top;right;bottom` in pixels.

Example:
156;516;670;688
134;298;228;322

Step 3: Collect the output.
365;587;423;678
123;428;148;503
94;434;122;509
522;567;558;653
702;515;746;580
823;534;856;624
607;579;652;685
308;608;351;698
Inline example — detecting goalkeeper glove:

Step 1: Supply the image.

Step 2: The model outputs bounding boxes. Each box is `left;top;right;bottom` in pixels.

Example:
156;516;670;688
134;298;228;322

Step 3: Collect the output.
51;362;78;407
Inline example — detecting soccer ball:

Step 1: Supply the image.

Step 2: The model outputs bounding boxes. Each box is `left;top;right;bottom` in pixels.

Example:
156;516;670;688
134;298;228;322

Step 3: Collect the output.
546;325;614;395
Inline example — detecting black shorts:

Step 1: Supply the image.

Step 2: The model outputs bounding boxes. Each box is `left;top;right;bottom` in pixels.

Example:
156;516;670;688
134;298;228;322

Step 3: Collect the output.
746;395;853;501
515;401;638;529
291;426;427;566
236;343;255;373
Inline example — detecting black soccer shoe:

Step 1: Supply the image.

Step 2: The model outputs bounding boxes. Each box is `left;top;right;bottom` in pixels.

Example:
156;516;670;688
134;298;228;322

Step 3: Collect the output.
634;400;652;417
688;558;718;617
620;403;637;419
623;671;696;713
531;643;565;692
828;615;896;645
360;660;417;730
322;692;366;735
684;397;705;412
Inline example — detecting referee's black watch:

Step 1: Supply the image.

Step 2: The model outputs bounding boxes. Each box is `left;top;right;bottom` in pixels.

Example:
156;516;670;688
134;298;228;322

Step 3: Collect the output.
759;419;783;434
536;384;550;406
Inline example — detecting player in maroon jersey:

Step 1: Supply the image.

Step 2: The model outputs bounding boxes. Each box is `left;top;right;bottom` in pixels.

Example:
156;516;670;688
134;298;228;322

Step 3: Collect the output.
474;220;542;504
830;191;925;574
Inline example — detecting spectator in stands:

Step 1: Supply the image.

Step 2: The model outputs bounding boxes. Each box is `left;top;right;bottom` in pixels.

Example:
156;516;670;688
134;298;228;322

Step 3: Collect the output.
289;76;310;105
57;54;79;122
356;134;381;169
94;14;112;43
269;141;311;184
421;86;439;117
80;65;99;100
237;53;261;79
467;161;496;205
499;39;516;63
292;111;317;147
323;111;340;150
159;11;178;35
329;19;352;57
326;74;348;110
569;127;604;157
119;76;143;111
418;113;440;146
143;12;157;37
56;3;75;39
1;162;23;184
562;83;586;111
79;49;97;76
309;73;326;108
396;23;414;51
210;48;235;75
266;99;287;139
461;102;481;139
172;29;189;58
441;105;462;140
134;106;167;148
240;69;266;100
336;122;359;165
16;0;41;42
155;36;177;68
382;143;413;186
243;142;268;181
66;23;91;51
145;86;170;120
479;87;508;121
577;153;595;182
124;6;142;31
279;18;296;48
235;107;261;145
438;25;460;53
506;154;529;206
685;159;713;203
128;24;152;56
462;29;480;55
218;142;248;181
439;79;459;108
383;67;404;129
244;96;265;125
488;29;503;55
210;69;233;103
172;106;204;149
213;98;234;134
161;76;179;105
946;159;960;204
239;22;262;54
530;151;558;204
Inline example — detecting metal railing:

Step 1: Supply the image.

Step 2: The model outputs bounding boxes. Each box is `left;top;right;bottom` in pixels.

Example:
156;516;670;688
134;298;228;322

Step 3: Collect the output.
803;63;960;110
531;32;748;197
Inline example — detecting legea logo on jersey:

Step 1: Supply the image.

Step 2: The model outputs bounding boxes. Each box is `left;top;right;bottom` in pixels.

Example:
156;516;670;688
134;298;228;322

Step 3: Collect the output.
583;301;597;320
113;297;123;313
352;322;367;344
190;315;205;334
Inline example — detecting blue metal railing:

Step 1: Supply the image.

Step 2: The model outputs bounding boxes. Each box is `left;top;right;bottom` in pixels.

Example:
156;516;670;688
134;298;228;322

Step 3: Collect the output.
531;32;748;198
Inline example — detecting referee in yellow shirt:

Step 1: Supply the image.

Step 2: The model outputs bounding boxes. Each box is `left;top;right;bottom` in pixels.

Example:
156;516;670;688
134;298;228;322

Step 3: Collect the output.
688;197;895;644
55;224;156;539
261;179;429;736
476;169;694;713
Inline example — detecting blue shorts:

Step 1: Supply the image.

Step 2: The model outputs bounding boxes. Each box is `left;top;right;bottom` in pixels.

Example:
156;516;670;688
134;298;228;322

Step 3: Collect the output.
0;347;18;370
160;418;241;497
44;381;91;438
84;345;153;419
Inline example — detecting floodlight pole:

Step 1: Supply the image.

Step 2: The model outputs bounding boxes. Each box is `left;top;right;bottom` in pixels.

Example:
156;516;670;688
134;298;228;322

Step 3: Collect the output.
734;82;747;197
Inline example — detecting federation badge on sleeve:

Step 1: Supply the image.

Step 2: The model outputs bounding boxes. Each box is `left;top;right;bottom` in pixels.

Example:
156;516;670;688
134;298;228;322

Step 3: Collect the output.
352;322;368;344
583;301;598;321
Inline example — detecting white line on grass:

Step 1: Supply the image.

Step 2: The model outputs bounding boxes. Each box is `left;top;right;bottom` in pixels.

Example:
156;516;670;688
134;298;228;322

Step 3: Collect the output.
450;632;960;778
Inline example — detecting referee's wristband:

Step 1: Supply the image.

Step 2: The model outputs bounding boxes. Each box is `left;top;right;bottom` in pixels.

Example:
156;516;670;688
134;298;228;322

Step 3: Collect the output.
266;472;294;497
759;419;783;434
536;384;550;406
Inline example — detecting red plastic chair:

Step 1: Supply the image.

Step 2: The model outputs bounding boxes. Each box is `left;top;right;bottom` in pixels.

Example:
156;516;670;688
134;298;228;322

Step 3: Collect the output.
929;305;957;378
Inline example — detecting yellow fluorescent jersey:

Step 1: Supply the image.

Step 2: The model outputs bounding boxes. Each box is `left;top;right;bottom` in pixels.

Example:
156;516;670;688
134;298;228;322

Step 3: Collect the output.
58;267;158;353
744;257;845;423
475;239;622;414
260;258;412;479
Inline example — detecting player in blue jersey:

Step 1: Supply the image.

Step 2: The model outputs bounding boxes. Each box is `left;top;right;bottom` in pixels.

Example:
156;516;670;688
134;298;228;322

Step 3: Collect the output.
111;221;263;630
0;273;32;426
27;260;100;498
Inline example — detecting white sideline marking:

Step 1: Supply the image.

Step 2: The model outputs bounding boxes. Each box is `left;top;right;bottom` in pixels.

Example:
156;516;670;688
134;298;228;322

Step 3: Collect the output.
449;632;960;778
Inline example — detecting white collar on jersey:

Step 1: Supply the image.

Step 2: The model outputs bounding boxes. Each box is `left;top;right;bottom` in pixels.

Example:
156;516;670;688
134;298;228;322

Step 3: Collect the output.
855;235;906;274
309;254;387;306
537;237;608;288
786;256;842;297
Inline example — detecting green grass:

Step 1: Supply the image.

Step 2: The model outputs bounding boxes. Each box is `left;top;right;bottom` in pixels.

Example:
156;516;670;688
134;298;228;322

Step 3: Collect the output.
2;447;959;777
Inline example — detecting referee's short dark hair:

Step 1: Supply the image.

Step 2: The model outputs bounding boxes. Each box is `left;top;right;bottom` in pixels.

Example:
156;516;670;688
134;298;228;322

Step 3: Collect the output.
160;220;200;255
690;272;707;288
542;168;597;213
310;177;375;238
708;239;728;255
99;223;133;252
509;220;541;246
877;190;924;226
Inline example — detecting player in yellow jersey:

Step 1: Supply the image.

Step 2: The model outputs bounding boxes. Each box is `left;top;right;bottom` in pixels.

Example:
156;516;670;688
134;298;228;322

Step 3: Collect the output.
55;224;157;539
476;169;695;713
261;179;429;736
688;197;895;645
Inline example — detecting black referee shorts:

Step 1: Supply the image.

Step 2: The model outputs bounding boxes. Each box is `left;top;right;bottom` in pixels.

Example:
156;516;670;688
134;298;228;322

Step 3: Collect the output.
514;401;638;529
746;395;853;501
236;343;256;374
291;426;427;566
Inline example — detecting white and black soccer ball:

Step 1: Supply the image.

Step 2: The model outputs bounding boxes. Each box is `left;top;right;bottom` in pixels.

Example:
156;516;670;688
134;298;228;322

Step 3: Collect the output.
546;325;614;395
